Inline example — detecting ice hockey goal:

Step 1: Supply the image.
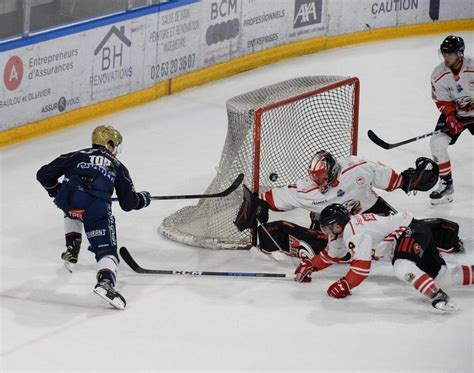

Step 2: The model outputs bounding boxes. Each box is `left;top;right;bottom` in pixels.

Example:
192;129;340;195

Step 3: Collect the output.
159;76;359;249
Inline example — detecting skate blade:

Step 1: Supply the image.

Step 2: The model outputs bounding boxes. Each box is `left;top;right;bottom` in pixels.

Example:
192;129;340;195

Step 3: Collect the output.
63;261;74;273
430;196;454;205
93;287;126;310
433;301;458;312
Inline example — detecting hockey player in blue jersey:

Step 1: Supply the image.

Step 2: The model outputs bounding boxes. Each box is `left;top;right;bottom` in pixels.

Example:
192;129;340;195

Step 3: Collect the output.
36;125;151;310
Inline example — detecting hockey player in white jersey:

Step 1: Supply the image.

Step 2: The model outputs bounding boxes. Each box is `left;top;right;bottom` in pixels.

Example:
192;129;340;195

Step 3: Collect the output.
235;151;463;257
294;204;473;311
429;35;474;204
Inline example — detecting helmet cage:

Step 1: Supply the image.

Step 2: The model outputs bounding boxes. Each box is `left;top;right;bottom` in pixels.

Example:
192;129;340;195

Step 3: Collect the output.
308;151;340;193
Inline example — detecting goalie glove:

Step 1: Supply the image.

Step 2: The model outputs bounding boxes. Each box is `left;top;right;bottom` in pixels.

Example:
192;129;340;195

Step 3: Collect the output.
400;157;439;194
234;185;269;232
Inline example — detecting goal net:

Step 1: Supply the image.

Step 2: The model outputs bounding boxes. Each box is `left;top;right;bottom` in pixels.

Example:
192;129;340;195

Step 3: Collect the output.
159;76;359;249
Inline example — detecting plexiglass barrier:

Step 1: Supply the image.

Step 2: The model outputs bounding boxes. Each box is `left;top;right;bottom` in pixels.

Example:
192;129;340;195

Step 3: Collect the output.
0;0;169;42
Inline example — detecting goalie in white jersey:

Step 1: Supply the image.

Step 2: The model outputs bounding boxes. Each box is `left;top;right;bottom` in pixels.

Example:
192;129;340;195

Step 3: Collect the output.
294;204;473;311
235;151;463;258
429;35;474;204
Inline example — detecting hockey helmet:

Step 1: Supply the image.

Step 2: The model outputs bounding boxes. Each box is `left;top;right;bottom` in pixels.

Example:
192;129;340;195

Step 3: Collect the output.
92;125;122;148
440;35;465;55
319;203;350;236
308;150;341;193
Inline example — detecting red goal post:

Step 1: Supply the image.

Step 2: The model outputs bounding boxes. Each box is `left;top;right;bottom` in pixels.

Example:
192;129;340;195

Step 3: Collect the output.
159;76;360;249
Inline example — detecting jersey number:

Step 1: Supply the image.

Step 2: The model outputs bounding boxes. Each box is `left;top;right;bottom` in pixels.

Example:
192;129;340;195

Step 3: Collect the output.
89;156;111;167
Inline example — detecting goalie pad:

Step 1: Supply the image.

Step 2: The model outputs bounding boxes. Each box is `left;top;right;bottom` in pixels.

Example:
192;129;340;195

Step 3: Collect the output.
401;157;439;193
421;217;461;253
234;185;269;232
257;221;327;258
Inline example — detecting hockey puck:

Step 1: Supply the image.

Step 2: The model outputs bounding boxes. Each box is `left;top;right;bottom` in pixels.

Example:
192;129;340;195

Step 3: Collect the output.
269;173;278;182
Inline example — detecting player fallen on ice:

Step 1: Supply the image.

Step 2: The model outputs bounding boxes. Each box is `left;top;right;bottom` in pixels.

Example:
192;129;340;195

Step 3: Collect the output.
234;151;464;258
36;125;151;310
429;35;474;204
294;204;473;311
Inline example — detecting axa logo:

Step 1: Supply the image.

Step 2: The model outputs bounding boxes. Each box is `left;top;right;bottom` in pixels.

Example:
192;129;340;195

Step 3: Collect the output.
3;56;23;91
294;0;322;29
94;25;131;71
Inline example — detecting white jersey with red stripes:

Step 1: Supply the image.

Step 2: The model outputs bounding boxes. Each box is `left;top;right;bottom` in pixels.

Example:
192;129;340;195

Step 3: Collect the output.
431;56;474;118
261;155;402;218
329;211;414;263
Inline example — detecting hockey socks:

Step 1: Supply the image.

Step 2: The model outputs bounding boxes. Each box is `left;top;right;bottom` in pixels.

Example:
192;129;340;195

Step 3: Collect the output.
93;255;126;310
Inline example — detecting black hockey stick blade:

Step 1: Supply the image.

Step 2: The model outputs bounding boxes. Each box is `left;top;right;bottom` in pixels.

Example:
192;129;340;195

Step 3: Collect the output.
367;128;448;150
112;173;244;202
119;247;292;279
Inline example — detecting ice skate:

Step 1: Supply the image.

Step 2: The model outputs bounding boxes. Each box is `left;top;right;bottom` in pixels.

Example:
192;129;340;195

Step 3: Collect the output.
431;289;457;312
61;239;81;273
430;179;454;205
93;279;126;310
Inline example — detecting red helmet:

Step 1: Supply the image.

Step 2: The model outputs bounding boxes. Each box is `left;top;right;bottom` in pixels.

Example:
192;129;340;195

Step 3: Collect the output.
308;151;340;193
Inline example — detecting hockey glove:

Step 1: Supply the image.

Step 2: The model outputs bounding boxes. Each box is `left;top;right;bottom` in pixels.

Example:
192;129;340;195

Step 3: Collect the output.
400;157;439;193
136;191;151;209
294;257;314;283
46;182;61;198
327;277;351;298
234;185;269;231
446;114;464;136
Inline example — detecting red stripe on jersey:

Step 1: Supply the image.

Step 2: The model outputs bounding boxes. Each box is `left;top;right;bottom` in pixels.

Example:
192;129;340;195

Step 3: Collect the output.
341;161;367;175
400;237;414;253
384;227;407;242
386;170;402;191
349;222;356;235
311;251;334;271
461;265;474;285
463;69;474;73
346;260;371;287
298;186;320;194
413;274;439;297
398;237;408;252
261;190;281;211
433;71;451;83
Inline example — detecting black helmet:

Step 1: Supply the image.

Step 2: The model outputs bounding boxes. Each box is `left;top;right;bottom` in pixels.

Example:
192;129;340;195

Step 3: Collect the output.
440;35;465;54
320;203;350;230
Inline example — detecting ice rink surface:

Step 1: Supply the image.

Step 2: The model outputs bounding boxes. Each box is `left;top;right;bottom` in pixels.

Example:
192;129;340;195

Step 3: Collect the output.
1;32;473;372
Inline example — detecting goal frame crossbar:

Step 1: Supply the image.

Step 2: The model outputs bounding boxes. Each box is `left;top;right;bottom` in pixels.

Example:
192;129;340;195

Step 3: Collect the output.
252;77;360;193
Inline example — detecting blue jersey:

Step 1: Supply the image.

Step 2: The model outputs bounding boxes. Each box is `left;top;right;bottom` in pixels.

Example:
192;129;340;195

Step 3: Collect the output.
37;145;143;211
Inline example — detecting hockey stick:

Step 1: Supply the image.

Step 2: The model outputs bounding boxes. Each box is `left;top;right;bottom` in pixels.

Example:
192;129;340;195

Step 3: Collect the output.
368;118;474;150
367;128;449;150
112;173;244;201
119;247;293;279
